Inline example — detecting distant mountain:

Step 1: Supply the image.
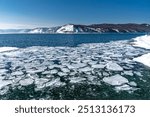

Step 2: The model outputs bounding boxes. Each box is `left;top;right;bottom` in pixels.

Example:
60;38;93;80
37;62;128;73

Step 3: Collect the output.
0;23;150;34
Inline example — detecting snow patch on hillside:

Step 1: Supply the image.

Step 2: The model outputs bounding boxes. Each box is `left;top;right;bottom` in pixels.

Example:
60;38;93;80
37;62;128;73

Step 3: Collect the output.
56;24;74;33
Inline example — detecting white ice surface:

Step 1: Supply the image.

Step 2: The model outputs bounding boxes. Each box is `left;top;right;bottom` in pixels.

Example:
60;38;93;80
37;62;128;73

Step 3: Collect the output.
0;47;18;52
132;35;150;67
0;38;147;94
132;35;150;49
56;24;74;33
106;62;123;71
103;74;129;86
133;53;150;67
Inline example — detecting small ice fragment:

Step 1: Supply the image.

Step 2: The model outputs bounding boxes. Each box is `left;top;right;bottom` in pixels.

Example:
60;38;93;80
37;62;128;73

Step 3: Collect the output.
129;81;137;87
19;78;34;86
106;62;123;71
103;74;129;86
92;64;105;69
50;69;58;74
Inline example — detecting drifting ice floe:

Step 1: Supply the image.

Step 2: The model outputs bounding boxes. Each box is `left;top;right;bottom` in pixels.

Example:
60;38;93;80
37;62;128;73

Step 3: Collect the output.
0;35;149;98
103;74;129;86
106;62;123;71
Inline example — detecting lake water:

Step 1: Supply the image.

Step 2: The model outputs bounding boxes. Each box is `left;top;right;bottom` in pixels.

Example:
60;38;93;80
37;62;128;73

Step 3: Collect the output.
0;33;144;47
0;33;150;100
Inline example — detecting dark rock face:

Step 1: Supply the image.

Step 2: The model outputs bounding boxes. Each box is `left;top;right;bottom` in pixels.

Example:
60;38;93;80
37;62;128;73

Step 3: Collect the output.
89;23;150;33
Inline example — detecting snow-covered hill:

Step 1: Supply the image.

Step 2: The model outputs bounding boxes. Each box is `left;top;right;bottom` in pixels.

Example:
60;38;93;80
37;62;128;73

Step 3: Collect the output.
56;24;74;33
56;24;97;34
0;23;150;34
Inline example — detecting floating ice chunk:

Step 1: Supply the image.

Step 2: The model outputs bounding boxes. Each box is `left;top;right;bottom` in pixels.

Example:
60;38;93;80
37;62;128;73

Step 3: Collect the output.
125;51;139;57
103;74;129;86
0;80;12;89
88;61;97;65
92;64;105;69
106;62;123;71
133;53;150;67
71;63;86;69
123;71;133;76
45;78;65;87
69;72;77;76
66;64;75;69
50;69;58;74
132;35;150;49
19;78;34;86
34;78;49;90
70;77;86;83
0;64;6;69
58;72;67;77
0;86;9;95
42;70;51;75
48;65;61;69
111;54;122;58
98;72;102;77
115;84;133;91
34;78;49;85
134;71;143;76
0;47;18;52
35;84;46;91
79;67;92;72
11;71;24;76
0;69;8;74
82;59;92;63
27;68;46;74
61;68;70;73
102;72;109;77
129;81;137;87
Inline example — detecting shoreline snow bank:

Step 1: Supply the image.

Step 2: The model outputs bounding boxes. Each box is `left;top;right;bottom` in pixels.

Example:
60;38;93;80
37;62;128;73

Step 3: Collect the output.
0;47;18;52
132;35;150;49
132;35;150;67
133;53;150;67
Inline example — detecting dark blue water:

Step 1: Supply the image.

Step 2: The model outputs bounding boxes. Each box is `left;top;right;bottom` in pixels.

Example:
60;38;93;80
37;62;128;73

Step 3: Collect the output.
0;33;144;47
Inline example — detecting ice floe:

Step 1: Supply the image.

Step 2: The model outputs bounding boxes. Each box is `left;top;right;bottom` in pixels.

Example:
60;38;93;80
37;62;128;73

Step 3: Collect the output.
115;84;134;92
19;78;34;86
106;62;123;71
103;74;129;86
0;36;149;97
123;71;133;76
129;81;137;87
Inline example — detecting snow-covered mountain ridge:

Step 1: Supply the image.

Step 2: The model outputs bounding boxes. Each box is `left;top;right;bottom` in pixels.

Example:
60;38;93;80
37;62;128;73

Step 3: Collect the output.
0;23;150;34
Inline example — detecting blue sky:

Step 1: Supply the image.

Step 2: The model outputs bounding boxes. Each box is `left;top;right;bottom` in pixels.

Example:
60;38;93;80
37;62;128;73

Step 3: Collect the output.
0;0;150;29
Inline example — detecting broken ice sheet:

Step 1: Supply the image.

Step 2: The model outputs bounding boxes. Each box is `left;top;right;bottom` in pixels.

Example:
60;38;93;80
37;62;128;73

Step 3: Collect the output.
0;37;149;98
